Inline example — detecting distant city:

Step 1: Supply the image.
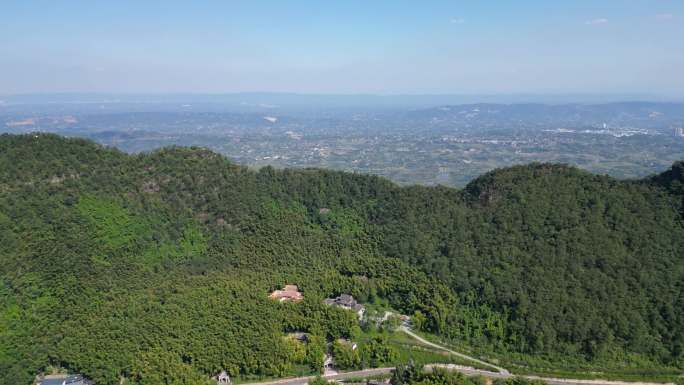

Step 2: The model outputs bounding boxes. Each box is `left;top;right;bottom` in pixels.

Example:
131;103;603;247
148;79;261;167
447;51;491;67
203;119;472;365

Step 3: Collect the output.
2;95;683;187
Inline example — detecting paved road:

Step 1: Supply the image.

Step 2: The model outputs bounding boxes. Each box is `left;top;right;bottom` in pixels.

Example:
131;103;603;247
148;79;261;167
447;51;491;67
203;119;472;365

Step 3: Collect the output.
245;367;395;385
430;364;678;385
246;328;675;385
246;364;674;385
397;326;510;375
425;364;509;379
401;328;676;385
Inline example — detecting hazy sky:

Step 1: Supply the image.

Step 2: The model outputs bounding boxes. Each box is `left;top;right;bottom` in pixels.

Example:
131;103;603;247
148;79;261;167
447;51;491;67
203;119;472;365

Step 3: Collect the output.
1;0;683;96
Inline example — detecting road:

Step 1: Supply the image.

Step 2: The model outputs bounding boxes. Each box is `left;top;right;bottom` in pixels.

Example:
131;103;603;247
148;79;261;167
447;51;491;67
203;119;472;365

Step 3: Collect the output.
245;365;674;385
246;328;675;385
404;329;675;385
396;326;510;375
425;364;679;385
244;367;394;385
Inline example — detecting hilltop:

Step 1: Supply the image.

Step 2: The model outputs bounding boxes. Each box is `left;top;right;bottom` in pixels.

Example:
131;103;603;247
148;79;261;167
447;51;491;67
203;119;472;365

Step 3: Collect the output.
0;134;682;385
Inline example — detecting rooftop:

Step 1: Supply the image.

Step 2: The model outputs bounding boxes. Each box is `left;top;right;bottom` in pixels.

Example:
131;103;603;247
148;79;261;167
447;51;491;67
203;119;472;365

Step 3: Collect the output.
269;285;303;302
324;294;365;314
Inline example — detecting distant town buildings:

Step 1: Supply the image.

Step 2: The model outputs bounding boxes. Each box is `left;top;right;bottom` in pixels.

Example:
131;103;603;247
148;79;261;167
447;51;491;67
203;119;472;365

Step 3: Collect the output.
675;127;684;138
269;284;303;302
323;294;365;318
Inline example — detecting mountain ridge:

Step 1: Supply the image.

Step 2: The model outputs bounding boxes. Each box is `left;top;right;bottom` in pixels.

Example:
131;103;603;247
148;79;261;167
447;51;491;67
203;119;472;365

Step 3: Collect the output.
0;133;682;385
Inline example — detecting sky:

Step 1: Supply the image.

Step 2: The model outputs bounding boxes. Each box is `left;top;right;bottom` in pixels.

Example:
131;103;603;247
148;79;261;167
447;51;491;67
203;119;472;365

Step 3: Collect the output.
1;0;683;96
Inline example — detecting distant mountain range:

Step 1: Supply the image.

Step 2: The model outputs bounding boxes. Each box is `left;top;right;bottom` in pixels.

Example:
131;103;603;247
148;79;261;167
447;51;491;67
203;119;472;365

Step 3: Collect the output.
2;93;682;109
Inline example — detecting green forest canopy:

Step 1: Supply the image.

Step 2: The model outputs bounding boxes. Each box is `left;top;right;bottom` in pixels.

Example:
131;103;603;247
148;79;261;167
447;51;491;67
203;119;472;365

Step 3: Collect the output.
0;134;682;385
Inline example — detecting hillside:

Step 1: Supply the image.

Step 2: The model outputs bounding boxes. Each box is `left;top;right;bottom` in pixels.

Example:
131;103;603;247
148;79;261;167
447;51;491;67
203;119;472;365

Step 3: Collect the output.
0;134;682;385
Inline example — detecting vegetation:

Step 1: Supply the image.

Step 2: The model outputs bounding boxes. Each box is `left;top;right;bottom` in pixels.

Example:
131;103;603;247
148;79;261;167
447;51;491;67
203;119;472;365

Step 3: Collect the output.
391;363;488;385
0;134;682;385
392;363;547;385
309;376;334;385
493;378;546;385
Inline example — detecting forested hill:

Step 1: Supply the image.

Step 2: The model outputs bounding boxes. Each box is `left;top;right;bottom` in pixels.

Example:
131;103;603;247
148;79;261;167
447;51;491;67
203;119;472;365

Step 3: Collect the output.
1;134;682;385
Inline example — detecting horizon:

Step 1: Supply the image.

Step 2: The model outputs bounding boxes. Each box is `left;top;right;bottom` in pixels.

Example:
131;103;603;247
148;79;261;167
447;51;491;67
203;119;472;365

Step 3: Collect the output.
2;1;684;96
2;91;684;108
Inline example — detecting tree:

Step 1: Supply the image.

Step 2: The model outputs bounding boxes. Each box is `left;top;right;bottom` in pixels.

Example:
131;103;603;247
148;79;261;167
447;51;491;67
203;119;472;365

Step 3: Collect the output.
306;334;326;373
131;349;212;385
332;340;360;370
361;336;397;367
412;311;427;332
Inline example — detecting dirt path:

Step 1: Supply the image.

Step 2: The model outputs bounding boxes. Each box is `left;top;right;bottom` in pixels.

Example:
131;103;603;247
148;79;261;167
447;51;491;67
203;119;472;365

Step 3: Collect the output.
397;326;510;374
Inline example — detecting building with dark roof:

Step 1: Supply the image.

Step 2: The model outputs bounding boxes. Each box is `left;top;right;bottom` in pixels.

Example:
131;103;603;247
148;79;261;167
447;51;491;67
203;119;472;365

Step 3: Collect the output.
323;294;365;318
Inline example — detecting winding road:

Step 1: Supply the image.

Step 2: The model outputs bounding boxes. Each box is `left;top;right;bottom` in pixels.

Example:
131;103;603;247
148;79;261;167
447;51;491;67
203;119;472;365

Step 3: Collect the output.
246;327;675;385
396;326;509;375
